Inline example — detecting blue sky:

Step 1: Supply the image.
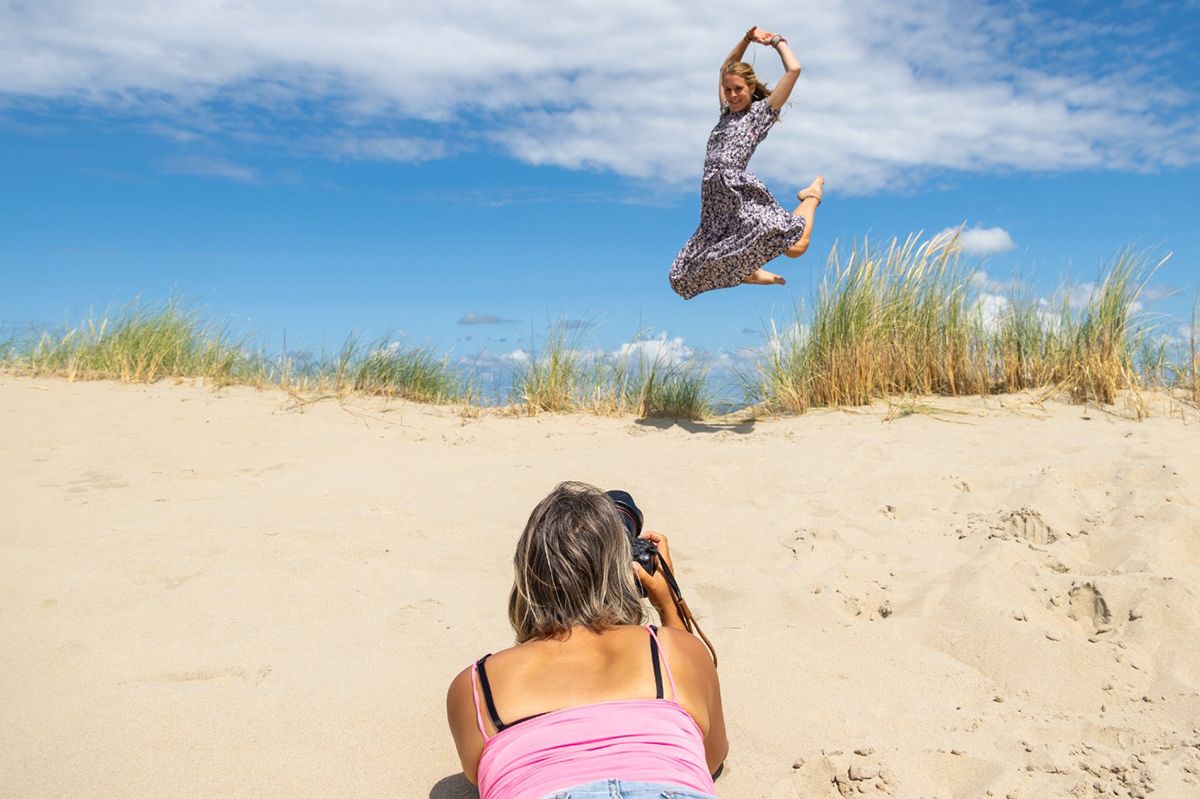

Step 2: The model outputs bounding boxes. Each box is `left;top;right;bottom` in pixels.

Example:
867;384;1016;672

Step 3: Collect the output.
3;0;1199;380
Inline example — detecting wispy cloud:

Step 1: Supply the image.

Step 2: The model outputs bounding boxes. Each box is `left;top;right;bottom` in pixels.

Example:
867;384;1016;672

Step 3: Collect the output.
330;136;447;163
145;123;206;143
393;187;650;208
458;312;516;326
162;155;259;183
1140;283;1185;302
2;1;1197;192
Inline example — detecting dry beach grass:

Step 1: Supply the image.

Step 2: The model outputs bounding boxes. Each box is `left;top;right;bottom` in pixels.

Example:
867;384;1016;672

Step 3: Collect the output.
4;237;1196;421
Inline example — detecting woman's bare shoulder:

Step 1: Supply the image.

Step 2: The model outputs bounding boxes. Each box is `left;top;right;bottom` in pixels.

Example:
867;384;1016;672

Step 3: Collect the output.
656;626;717;670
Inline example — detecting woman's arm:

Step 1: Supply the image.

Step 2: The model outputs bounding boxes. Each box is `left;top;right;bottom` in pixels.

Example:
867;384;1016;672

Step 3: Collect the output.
659;626;729;777
764;35;802;110
446;667;484;783
703;662;729;778
719;27;757;106
722;27;757;68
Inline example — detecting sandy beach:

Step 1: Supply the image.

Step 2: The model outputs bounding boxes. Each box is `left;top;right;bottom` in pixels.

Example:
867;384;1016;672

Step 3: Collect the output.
3;375;1199;798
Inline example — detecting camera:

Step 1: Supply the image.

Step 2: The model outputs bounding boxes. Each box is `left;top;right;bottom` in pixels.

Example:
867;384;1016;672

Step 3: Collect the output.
605;488;716;665
605;489;657;576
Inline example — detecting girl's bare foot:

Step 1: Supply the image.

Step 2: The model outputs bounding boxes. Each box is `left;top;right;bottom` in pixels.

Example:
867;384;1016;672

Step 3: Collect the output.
744;268;785;287
797;176;825;204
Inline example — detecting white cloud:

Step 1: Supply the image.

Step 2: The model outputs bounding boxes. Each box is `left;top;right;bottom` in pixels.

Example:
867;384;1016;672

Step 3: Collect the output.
1036;280;1151;317
2;1;1197;191
373;337;411;355
612;332;695;369
975;292;1011;331
968;269;1024;294
1047;282;1098;312
960;227;1017;256
456;348;517;374
467;334;703;376
934;226;1017;256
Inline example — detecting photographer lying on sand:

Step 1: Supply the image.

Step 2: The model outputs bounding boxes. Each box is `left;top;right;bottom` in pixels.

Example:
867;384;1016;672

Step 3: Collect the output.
446;481;727;799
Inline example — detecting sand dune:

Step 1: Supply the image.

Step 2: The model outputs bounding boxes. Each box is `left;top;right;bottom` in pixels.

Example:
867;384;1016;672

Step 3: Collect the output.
3;376;1199;798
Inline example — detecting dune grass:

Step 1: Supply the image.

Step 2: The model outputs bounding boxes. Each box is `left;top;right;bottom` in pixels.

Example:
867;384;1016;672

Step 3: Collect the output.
3;302;470;404
634;359;712;419
1191;294;1200;404
349;337;465;403
8;302;250;385
3;239;1191;420
1171;291;1200;406
1;302;711;419
513;326;713;419
747;236;1170;413
600;334;712;419
749;235;987;412
513;325;585;414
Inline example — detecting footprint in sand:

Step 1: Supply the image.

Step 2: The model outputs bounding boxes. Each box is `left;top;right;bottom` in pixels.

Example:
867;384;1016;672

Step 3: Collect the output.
1067;581;1112;631
839;589;894;621
833;759;896;797
999;507;1057;544
58;470;130;493
790;754;896;798
130;666;272;685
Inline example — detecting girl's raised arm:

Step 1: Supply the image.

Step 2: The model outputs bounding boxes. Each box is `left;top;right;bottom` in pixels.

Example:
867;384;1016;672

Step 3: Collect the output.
762;33;802;110
718;28;757;107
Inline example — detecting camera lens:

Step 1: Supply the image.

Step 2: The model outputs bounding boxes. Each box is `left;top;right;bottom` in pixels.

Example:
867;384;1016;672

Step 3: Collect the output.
604;490;643;537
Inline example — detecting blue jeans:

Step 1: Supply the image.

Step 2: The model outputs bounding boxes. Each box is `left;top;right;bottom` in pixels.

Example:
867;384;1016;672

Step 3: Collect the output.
542;779;717;799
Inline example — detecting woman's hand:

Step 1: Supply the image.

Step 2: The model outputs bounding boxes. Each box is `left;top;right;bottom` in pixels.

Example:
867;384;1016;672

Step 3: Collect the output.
753;28;778;45
633;530;685;628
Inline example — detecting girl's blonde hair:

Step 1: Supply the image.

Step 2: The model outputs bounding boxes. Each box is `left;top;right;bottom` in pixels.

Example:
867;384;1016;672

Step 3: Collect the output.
722;60;771;103
508;481;645;642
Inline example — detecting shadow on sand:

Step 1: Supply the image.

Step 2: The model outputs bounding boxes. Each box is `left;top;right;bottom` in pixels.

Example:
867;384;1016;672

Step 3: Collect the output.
430;773;479;799
633;417;756;435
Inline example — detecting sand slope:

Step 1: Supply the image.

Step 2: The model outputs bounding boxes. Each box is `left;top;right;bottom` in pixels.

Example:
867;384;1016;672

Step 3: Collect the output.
2;376;1199;798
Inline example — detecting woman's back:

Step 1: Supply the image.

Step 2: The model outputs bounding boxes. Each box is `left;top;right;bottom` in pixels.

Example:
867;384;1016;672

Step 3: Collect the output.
447;624;725;798
476;625;712;732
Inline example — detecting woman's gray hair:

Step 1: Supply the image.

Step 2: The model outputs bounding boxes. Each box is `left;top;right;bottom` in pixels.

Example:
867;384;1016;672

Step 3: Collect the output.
508;481;645;641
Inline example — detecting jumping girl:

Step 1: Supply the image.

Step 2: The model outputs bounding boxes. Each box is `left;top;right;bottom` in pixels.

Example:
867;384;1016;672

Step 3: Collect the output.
669;26;824;300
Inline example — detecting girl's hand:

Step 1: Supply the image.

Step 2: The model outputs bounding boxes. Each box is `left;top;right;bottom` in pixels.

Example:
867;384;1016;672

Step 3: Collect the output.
754;29;778;45
744;26;760;43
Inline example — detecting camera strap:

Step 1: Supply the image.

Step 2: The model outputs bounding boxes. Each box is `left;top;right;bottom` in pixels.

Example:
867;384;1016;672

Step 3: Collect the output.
656;557;718;667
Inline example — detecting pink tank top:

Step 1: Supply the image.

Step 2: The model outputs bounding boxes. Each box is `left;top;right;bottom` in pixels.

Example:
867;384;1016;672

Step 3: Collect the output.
469;626;715;799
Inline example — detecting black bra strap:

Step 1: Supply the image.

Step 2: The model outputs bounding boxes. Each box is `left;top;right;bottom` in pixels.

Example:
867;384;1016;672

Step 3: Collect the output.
649;625;664;700
475;655;506;732
480;631;664;734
